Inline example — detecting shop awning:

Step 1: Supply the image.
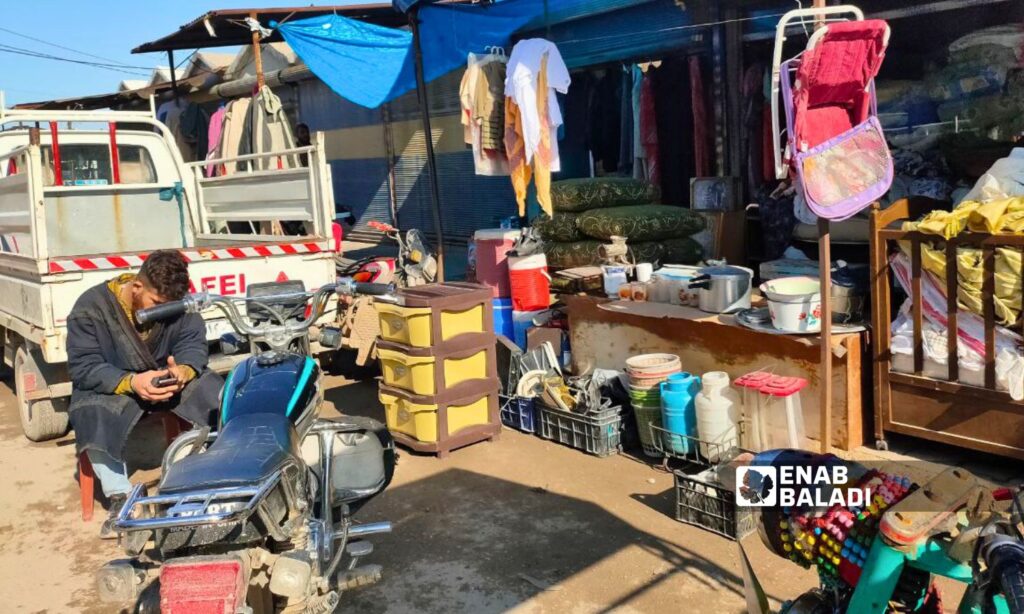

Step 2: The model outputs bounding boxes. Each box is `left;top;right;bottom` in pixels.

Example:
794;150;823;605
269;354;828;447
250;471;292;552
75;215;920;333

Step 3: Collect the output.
277;0;551;109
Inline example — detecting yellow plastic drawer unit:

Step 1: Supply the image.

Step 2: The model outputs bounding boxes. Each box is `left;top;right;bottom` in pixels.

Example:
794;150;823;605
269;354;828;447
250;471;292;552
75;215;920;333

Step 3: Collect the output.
378;382;500;456
376;282;494;348
376;338;496;397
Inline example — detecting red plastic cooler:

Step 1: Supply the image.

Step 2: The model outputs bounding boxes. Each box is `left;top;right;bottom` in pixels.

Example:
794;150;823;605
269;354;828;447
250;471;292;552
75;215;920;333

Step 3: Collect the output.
473;229;520;298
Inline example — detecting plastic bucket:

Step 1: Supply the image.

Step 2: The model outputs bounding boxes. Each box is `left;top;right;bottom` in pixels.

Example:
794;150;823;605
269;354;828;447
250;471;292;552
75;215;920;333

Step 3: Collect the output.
474;229;520;298
509;253;551;312
492;298;514;341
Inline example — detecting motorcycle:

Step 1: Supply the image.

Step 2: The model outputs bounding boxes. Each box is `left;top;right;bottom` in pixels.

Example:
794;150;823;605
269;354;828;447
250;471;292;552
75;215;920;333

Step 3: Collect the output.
735;451;1024;613
97;278;398;613
333;221;437;367
339;220;437;289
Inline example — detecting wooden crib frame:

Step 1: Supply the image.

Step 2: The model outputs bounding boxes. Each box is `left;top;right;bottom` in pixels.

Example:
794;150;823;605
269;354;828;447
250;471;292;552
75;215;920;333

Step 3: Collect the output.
870;197;1024;460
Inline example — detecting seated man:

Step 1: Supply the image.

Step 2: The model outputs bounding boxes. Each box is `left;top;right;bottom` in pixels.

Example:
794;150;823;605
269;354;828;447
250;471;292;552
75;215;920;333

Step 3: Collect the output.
66;250;222;537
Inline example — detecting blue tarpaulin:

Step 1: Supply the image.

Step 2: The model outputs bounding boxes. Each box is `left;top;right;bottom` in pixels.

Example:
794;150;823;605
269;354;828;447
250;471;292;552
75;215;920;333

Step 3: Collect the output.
277;0;548;109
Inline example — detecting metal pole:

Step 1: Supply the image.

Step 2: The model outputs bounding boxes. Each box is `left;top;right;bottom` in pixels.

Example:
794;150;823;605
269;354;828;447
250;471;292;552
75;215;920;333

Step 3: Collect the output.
167;50;179;102
813;0;832;454
409;7;446;282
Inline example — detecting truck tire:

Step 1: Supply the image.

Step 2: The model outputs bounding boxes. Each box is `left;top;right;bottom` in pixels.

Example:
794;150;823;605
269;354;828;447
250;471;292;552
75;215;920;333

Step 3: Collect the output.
14;346;70;442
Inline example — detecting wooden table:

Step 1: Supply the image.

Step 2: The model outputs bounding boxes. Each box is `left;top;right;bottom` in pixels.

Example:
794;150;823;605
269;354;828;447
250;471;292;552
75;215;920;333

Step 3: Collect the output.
564;295;869;451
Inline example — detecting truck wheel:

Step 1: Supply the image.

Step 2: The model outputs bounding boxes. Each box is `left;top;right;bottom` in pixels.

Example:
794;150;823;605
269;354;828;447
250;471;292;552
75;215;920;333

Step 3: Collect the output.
14;346;70;442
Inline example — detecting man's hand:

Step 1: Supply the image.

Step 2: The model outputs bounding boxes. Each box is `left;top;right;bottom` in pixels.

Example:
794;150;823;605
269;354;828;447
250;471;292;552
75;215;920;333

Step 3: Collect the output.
165;356;189;393
130;369;176;402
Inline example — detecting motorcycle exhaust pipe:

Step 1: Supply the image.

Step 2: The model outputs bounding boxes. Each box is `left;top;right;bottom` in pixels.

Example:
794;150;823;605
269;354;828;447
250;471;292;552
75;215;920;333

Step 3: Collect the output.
346;522;392;538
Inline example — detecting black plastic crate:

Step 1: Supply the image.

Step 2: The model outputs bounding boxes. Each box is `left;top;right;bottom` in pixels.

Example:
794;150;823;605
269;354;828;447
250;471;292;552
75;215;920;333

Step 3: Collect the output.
674;468;757;541
536;402;622;457
499;395;537;433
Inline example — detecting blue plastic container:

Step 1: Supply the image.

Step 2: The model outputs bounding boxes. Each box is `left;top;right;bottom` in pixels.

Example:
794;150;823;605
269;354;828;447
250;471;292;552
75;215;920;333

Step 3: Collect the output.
493;298;514;341
512;309;544;350
661;374;700;454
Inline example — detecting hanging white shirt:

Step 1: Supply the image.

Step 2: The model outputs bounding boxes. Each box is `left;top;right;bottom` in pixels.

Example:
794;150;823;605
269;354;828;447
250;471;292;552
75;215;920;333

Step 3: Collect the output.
506;39;570;169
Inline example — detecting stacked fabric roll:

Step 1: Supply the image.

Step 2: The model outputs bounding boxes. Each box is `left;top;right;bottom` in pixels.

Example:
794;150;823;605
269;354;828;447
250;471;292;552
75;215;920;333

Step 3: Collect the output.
626;353;682;457
534;178;707;269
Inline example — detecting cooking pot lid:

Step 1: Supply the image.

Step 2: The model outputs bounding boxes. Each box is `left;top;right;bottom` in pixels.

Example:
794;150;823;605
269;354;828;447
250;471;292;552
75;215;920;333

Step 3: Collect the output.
698;265;751;279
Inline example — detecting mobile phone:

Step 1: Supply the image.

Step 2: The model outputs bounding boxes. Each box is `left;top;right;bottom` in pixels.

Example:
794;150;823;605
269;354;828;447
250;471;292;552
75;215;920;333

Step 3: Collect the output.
152;375;179;388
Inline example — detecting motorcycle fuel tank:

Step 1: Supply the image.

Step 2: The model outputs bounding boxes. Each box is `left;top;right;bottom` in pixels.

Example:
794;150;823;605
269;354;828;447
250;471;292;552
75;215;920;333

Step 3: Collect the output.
220;353;320;426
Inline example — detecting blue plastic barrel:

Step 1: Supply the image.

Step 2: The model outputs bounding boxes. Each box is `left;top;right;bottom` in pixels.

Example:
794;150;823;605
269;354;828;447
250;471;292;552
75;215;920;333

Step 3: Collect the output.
661;374;700;454
493;298;514;341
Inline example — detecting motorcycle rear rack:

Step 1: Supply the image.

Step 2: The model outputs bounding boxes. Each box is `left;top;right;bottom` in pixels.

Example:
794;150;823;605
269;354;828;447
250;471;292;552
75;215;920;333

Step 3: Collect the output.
115;470;286;534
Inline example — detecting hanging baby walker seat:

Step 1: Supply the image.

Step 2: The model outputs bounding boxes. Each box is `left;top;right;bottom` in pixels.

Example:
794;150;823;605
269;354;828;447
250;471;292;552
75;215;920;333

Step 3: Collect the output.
771;6;893;221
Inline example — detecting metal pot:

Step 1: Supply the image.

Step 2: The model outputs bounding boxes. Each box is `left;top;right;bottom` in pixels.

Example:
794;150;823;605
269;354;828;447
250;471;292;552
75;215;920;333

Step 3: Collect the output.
688;266;752;314
831;262;867;324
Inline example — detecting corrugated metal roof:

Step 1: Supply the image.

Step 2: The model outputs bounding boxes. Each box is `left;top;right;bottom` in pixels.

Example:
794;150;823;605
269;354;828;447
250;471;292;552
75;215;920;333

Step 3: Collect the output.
131;4;408;54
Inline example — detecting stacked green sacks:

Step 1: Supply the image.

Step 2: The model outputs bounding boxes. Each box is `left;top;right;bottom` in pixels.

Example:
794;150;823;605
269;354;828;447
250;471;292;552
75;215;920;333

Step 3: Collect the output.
534;177;706;269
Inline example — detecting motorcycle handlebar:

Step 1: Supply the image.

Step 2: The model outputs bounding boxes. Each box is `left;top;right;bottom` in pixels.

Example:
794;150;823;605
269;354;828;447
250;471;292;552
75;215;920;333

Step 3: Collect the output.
138;277;397;332
983;535;1024;614
354;282;395;297
136;299;190;325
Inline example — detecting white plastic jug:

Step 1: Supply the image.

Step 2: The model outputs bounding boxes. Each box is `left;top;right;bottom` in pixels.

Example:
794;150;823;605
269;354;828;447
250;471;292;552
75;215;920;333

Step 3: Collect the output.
694;371;741;462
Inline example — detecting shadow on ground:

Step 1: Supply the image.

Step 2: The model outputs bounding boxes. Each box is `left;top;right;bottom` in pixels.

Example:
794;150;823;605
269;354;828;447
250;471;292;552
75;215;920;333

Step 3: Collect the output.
324;377;766;613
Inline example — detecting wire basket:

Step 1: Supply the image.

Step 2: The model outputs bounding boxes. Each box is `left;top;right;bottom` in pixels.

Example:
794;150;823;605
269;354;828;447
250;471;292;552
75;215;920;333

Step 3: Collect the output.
649;424;743;468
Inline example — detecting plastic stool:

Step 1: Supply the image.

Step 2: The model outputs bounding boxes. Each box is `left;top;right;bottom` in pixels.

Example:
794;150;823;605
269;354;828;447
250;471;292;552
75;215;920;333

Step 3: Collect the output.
80;413;187;522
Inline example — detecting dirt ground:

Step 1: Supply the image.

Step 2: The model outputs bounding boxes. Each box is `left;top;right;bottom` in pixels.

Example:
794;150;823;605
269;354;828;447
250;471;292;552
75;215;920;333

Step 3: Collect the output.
0;370;1016;613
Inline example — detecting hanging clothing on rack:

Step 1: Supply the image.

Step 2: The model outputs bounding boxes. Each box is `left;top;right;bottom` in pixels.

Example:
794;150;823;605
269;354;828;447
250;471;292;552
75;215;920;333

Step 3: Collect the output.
619;66;634;176
218;97;251;175
157;100;192;161
179;103;211;163
460;51;510;176
205;104;227;178
504;39;571;216
639;69;659;187
249;87;298;171
632;65;646;181
689;56;711;178
741;64;766;195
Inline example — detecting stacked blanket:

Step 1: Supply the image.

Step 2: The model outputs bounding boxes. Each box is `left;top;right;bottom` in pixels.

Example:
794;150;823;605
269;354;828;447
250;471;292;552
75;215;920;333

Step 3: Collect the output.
536;178;705;268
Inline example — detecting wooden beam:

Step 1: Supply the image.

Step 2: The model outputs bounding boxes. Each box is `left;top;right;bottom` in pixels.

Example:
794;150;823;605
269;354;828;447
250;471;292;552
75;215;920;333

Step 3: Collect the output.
251;11;265;92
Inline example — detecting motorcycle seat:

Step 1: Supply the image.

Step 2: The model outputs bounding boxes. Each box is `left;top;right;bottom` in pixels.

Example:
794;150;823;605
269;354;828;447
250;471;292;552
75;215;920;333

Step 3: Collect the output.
160;412;300;494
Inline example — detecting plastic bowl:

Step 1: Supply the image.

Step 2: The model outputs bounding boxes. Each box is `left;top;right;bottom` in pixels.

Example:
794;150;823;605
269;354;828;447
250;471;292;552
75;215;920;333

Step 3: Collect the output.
760;276;821;303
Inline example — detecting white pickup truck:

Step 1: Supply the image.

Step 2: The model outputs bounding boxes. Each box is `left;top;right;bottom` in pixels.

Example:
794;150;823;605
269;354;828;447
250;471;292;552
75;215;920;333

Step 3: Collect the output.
0;102;341;441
